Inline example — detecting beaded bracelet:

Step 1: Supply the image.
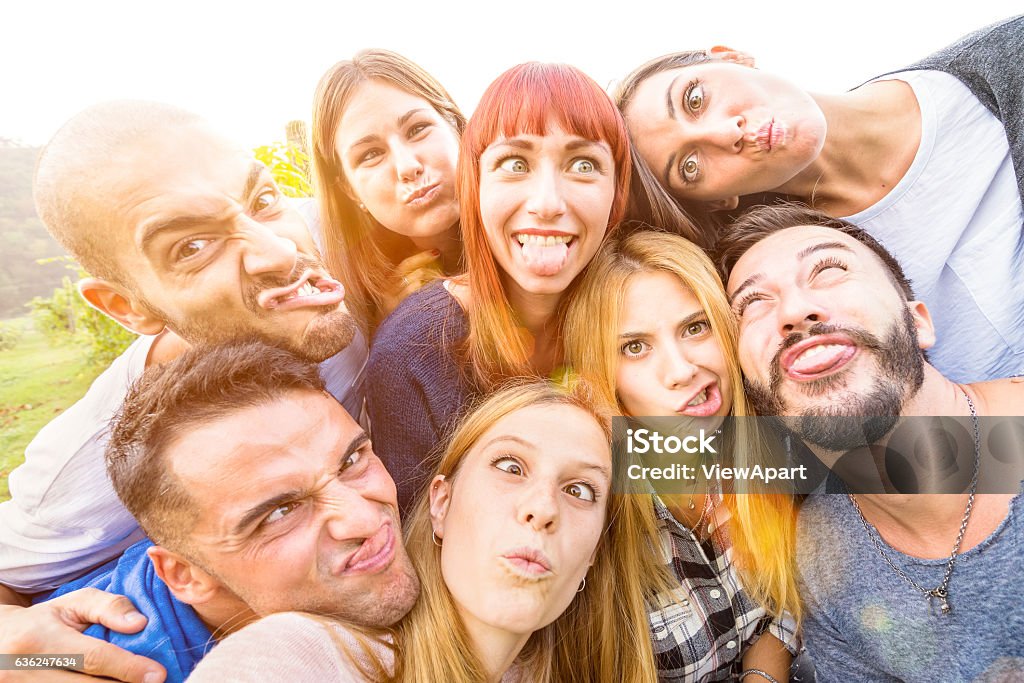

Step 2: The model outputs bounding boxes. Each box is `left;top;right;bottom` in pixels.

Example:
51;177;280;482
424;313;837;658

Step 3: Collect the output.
739;669;780;683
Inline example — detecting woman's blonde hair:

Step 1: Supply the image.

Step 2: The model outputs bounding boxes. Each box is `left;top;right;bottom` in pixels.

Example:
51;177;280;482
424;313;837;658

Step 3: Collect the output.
394;379;663;682
311;49;466;332
564;230;801;624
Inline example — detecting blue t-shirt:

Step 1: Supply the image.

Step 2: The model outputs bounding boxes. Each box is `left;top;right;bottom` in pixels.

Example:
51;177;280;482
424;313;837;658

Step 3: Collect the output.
45;539;214;682
797;491;1024;681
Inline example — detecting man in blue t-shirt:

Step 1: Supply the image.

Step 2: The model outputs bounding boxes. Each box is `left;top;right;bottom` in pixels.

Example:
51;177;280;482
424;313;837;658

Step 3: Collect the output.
43;341;419;681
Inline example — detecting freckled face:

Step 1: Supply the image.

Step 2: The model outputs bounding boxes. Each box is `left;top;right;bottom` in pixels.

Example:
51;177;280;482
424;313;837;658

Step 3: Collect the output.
624;64;825;204
335;80;460;239
431;404;610;637
615;271;733;418
478;124;616;299
173;391;418;626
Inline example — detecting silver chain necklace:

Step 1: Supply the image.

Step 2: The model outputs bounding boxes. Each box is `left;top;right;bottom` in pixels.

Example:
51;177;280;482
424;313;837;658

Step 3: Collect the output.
692;479;719;539
690;428;723;510
848;388;980;616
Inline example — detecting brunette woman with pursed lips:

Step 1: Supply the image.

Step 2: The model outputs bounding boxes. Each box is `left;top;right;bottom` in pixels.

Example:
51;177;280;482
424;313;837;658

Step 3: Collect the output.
311;49;465;334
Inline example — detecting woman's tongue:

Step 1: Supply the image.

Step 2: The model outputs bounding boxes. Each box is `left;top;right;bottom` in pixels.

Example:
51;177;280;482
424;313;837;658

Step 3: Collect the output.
521;241;569;276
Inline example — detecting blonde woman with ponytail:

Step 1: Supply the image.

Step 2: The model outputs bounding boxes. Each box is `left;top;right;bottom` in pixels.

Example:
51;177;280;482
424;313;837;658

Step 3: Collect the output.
188;380;663;682
564;230;802;682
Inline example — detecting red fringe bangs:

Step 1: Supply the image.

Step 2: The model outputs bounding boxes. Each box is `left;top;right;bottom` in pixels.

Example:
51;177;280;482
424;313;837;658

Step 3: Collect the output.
461;63;631;231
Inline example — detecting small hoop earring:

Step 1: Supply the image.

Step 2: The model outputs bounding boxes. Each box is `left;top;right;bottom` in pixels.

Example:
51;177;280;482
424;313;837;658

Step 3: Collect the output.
577;577;586;593
432;531;443;547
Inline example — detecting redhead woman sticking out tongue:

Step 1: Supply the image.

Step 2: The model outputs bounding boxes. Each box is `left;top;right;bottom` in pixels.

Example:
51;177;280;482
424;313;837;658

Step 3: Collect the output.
365;62;630;513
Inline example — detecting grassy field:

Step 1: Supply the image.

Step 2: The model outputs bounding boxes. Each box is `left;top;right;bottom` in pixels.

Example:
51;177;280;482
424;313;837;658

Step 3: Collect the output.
0;318;103;501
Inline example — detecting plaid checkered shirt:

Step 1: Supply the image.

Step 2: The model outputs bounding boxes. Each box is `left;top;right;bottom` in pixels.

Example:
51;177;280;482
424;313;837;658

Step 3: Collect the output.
648;496;799;681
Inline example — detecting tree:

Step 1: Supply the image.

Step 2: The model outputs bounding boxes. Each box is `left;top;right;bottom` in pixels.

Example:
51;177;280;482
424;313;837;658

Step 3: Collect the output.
253;138;312;198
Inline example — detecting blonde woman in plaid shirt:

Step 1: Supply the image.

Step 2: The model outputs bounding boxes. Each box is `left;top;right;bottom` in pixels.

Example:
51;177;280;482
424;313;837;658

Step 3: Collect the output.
565;230;802;682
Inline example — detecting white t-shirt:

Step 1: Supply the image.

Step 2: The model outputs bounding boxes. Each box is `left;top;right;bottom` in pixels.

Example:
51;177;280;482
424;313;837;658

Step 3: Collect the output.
0;336;154;591
0;332;367;592
844;70;1024;383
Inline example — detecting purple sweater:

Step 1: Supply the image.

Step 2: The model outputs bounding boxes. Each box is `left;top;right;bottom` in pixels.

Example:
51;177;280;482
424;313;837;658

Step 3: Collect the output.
366;281;475;515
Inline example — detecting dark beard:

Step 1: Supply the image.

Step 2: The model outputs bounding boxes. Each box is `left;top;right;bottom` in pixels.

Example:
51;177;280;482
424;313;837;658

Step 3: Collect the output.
744;306;925;451
145;254;357;362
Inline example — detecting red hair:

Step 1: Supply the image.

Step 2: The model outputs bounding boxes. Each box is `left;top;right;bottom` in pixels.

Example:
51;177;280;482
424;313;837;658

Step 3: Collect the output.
457;63;631;389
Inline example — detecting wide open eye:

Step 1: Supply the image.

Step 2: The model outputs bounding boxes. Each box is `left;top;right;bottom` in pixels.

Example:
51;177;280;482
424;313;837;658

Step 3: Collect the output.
684;81;705;113
498;157;529;174
252;188;280;213
564;481;597;502
620;339;650;358
570;158;596;174
492;455;525;476
684;320;710;337
680;154;700;183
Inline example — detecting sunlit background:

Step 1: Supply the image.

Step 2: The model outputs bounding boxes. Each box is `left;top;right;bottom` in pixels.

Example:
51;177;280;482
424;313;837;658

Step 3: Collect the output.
4;0;1021;147
1;1;1022;502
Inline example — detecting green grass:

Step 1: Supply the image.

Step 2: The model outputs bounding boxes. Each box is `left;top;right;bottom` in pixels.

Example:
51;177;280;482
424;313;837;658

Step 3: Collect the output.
0;318;103;501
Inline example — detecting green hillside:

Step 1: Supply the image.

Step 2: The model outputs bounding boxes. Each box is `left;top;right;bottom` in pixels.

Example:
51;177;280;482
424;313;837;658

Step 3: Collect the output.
0;142;72;319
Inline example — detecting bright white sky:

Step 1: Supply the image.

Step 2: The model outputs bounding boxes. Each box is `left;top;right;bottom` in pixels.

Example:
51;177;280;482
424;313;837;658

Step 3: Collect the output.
3;1;1020;148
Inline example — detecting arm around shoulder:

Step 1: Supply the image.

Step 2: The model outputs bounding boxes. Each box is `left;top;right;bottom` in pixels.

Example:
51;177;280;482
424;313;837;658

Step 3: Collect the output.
0;587;164;683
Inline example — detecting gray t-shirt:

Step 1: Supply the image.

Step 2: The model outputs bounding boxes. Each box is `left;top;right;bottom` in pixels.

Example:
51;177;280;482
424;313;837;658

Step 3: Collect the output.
797;492;1024;682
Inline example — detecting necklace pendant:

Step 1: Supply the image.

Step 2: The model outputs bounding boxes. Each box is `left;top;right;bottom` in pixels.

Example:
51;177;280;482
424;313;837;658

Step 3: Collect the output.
688;501;696;510
928;587;952;616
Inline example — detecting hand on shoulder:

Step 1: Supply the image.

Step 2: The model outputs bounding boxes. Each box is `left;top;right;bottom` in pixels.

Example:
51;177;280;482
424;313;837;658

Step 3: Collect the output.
0;587;164;682
381;250;445;317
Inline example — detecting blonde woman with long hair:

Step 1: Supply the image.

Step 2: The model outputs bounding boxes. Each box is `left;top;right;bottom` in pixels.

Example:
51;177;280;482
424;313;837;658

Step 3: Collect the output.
564;230;802;682
187;380;663;682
